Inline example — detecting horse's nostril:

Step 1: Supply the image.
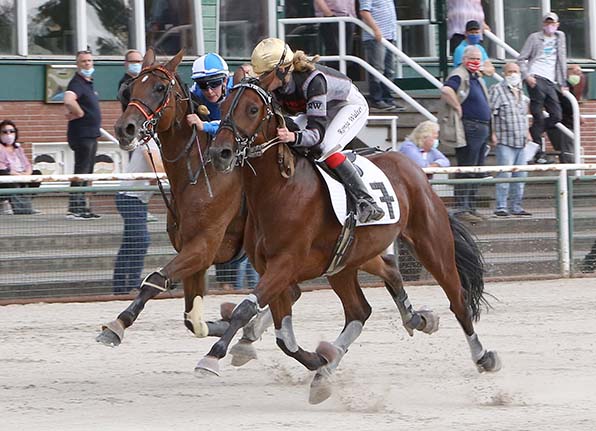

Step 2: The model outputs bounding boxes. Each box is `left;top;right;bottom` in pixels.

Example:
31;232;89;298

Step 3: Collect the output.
125;123;137;138
220;148;233;161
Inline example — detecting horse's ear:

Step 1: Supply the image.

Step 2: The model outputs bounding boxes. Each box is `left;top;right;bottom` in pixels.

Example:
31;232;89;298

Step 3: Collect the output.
165;49;185;73
143;48;156;68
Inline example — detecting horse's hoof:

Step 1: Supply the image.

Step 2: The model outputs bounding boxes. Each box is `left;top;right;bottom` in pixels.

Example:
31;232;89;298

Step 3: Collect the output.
309;372;333;405
315;341;340;365
96;320;125;347
194;356;221;377
230;339;258;367
476;350;502;373
220;302;237;321
419;309;440;334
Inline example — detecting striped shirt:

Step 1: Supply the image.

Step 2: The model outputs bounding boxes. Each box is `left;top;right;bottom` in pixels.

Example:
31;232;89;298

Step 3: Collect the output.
447;0;485;38
360;0;397;42
489;80;529;149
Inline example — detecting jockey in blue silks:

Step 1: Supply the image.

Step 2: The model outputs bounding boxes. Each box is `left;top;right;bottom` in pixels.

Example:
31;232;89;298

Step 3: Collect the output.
186;53;234;135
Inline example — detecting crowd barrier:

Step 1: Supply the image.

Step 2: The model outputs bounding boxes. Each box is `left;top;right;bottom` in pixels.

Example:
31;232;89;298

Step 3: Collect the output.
0;164;594;303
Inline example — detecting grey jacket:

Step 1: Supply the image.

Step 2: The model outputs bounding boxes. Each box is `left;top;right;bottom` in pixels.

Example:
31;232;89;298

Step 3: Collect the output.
517;30;567;86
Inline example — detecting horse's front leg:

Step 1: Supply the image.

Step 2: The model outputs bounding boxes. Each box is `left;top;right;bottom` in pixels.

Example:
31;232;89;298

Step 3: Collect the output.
96;238;218;347
229;283;301;367
308;269;372;405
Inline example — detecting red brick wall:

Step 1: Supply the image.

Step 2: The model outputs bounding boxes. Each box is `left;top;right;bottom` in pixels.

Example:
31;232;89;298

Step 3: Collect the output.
0;101;122;156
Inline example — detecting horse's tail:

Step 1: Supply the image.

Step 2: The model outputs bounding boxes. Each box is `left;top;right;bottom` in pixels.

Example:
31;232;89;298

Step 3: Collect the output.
448;214;489;321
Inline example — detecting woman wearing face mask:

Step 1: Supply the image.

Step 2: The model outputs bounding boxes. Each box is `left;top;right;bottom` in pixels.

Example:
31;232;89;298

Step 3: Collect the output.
0;120;42;215
250;38;384;224
398;120;450;172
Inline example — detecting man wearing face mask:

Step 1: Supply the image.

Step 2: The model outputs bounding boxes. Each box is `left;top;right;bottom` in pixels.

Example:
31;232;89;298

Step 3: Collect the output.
489;62;532;217
64;50;102;220
517;12;567;164
440;45;491;224
452;20;494;77
117;49;144;112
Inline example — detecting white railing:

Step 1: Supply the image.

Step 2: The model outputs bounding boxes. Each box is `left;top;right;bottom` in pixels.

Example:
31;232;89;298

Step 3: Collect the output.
278;16;441;122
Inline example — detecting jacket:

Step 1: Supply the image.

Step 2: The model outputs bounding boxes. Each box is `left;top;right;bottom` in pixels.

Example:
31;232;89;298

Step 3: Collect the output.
517;30;567;86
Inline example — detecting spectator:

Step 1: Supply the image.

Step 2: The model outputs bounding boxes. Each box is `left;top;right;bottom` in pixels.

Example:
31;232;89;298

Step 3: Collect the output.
580;240;596;273
452;20;495;76
397;120;449;281
489;62;532;217
546;64;587;163
440;45;491;224
63;50;102;220
517;12;568;164
234;255;259;290
447;0;489;55
398;120;450;172
117;49;144;112
0;120;41;215
359;0;402;111
112;140;163;295
313;0;356;71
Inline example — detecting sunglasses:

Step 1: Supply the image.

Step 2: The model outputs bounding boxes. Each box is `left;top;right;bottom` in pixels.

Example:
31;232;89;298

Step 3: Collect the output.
195;78;224;90
1;129;16;134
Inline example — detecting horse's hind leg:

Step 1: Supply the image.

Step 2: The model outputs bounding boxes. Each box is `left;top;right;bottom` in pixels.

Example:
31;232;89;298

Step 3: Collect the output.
308;269;372;404
361;254;439;336
410;211;501;373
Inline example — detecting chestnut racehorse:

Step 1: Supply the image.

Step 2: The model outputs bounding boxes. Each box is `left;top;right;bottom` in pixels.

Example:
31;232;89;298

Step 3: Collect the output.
198;79;501;403
96;49;258;352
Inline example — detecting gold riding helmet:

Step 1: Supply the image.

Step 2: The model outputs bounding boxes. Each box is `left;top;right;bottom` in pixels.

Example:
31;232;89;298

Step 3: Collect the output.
251;38;294;76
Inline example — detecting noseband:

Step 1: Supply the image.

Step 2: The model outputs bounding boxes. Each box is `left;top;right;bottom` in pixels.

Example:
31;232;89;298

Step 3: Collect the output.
218;80;282;166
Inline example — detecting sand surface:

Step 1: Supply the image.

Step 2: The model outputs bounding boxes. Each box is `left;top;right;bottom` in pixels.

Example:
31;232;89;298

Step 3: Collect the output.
1;278;595;431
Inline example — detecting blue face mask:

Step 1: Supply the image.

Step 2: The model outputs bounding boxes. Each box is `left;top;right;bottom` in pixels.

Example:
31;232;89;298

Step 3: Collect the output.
467;34;482;45
127;63;142;76
80;67;95;78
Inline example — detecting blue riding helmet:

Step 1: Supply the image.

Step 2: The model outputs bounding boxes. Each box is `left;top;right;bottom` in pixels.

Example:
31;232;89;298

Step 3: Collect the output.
191;53;229;83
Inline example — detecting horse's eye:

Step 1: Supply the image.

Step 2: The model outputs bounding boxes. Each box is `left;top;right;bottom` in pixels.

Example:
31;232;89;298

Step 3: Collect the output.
155;83;166;92
249;106;259;115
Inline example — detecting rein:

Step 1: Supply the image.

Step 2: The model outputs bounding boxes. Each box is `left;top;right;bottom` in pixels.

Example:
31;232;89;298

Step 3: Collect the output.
218;81;283;168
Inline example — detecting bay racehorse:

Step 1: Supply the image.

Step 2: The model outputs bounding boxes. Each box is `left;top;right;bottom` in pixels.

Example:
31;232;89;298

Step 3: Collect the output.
199;78;501;403
96;49;266;355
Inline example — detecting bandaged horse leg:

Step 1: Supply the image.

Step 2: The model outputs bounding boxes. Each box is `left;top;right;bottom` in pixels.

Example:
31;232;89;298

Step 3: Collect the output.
194;293;262;376
361;254;439;336
309;269;371;404
229;284;301;366
96;269;171;347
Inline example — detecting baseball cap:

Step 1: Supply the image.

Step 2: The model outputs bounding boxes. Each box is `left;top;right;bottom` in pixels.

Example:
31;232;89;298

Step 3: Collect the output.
465;20;481;32
543;12;559;22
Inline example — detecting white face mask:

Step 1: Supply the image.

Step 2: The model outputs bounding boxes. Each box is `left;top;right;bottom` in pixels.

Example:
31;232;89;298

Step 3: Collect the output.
505;72;521;88
0;133;16;145
432;139;439;149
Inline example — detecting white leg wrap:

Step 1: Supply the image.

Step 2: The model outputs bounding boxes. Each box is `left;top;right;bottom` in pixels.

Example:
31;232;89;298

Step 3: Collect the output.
334;321;363;353
466;332;486;362
275;315;298;353
185;296;209;338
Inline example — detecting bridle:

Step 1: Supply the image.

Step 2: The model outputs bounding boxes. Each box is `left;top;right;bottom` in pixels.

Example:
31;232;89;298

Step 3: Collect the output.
217;79;283;167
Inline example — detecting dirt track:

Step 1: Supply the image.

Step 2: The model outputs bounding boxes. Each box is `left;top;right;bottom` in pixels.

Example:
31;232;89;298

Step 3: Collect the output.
1;278;595;430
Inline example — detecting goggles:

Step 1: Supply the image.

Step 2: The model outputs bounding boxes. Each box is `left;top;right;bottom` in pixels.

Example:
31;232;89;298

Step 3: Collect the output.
195;78;224;90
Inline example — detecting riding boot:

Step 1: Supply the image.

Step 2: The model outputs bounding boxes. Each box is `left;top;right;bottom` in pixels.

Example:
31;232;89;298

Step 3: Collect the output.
331;159;384;223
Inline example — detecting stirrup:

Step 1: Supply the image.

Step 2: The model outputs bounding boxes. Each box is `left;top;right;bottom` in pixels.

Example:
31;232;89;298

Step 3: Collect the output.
357;200;384;223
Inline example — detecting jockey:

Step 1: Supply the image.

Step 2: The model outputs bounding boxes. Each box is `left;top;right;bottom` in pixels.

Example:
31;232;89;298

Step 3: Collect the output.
186;52;233;135
251;38;384;223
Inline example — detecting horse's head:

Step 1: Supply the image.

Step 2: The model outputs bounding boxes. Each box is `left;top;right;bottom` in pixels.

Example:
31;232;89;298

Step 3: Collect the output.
114;48;186;151
210;79;278;172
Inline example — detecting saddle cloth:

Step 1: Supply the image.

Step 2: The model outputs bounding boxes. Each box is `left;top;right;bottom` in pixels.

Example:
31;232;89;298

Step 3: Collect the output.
315;154;400;227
